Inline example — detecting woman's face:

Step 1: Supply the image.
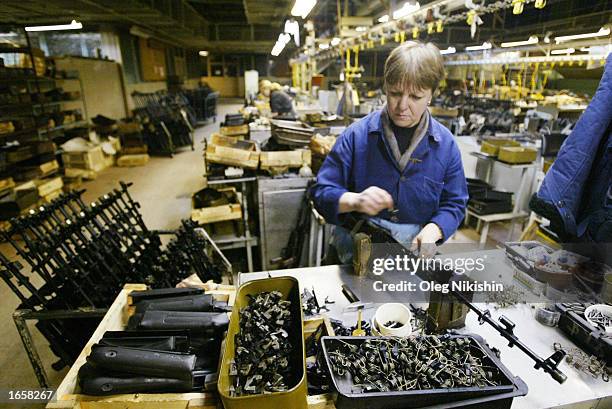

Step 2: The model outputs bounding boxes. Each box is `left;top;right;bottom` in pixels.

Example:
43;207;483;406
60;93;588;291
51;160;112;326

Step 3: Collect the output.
386;84;432;127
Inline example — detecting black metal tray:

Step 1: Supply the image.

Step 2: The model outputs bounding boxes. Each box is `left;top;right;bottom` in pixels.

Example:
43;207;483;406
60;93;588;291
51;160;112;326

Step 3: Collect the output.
321;334;527;409
556;303;612;366
468;198;513;215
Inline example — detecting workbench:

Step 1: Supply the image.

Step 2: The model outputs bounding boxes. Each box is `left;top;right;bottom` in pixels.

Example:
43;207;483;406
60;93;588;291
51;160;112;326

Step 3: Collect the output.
239;250;612;409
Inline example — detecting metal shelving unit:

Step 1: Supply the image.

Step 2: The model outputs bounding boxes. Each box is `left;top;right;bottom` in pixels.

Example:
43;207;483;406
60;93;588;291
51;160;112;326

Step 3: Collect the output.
206;176;258;272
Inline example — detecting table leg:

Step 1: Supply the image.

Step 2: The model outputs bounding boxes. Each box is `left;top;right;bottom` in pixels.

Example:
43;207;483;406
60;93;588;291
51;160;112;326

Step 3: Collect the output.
480;222;490;245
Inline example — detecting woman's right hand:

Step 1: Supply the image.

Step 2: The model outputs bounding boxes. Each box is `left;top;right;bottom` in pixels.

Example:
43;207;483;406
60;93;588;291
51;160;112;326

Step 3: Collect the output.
339;187;394;216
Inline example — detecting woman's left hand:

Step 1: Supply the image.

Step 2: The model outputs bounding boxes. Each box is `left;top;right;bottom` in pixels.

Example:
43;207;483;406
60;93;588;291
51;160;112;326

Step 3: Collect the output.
411;223;443;258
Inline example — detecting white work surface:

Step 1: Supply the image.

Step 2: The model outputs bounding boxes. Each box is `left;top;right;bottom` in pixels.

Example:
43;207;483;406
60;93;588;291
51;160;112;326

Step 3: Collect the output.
239;252;612;409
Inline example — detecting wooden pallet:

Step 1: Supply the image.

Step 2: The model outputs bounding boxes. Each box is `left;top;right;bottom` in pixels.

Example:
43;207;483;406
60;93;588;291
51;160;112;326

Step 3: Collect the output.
36;176;64;197
62;147;108;172
117;154;149;167
260;150;311;173
220;124;248;136
64;167;99;180
191;188;242;225
205;134;259;170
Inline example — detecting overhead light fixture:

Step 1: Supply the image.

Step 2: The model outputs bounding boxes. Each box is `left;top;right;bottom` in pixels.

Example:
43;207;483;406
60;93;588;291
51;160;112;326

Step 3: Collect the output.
543;34;551;44
465;41;492;51
271;40;286;56
440;46;456;55
291;0;317;19
355;26;367;32
319;43;329;49
393;1;420;20
501;35;538;48
198;50;209;57
26;20;82;32
554;27;610;43
378;15;389;23
284;19;300;46
331;37;341;46
551;47;575;55
278;33;291;44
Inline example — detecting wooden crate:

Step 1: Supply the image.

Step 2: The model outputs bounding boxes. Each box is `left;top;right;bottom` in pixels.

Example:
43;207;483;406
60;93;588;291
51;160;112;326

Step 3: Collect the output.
43;188;63;203
47;284;336;409
36;176;64;197
205;134;259;170
62;147;108;172
260;150;312;172
429;106;459;117
64;167;98;180
117;154;149;167
121;146;148;155
0;177;15;193
191;187;242;225
40;160;60;175
220;124;248;137
46;284;218;409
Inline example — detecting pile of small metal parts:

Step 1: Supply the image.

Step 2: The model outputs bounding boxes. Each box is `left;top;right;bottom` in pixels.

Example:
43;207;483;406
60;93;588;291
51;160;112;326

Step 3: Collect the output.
301;287;331;316
553;343;609;382
328;335;503;392
231;291;293;395
586;308;612;331
489;285;525;309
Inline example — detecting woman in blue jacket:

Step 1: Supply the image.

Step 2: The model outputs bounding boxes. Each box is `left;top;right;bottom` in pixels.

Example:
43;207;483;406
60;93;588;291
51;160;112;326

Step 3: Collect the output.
311;41;468;261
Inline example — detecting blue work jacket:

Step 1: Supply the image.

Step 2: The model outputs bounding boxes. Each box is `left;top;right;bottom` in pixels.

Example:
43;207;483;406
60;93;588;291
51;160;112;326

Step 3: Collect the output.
537;54;612;239
311;109;468;242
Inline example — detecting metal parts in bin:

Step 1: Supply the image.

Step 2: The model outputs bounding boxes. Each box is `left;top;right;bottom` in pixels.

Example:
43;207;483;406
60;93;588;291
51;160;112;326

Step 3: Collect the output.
321;335;527;409
218;276;308;409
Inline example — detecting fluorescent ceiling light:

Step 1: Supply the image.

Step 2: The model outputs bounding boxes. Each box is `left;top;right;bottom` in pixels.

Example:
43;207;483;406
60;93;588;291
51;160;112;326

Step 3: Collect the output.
198;50;209;57
554;27;610;43
551;47;575;55
378;15;389;23
440;46;456;55
331;37;341;46
319;43;329;49
278;33;291;44
501;35;538;48
393;2;420;20
271;41;286;56
355;26;367;32
291;0;317;19
465;41;492;51
25;20;82;32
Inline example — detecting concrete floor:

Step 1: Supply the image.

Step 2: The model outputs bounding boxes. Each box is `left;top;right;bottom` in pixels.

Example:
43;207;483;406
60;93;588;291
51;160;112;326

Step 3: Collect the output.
0;100;518;407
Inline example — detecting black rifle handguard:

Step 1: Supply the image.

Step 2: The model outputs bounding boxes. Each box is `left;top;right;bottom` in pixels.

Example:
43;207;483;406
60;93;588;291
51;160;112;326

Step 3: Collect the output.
87;345;196;380
136;311;229;335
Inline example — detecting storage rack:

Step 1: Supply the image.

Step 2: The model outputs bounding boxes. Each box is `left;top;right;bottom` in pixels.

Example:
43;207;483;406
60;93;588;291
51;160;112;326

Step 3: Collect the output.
0;27;90;221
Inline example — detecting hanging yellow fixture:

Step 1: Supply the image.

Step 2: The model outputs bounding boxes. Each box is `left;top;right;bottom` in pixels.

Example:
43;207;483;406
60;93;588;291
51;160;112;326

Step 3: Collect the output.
436;20;443;33
427;22;434;34
512;0;525;15
535;0;546;9
412;27;419;39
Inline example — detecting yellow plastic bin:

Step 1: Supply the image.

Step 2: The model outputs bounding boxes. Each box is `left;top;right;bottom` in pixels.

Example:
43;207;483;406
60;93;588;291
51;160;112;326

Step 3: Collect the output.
218;276;308;409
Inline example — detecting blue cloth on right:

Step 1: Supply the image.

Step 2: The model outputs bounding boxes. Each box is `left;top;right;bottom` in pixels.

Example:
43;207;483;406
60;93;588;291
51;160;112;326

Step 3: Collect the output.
536;54;612;240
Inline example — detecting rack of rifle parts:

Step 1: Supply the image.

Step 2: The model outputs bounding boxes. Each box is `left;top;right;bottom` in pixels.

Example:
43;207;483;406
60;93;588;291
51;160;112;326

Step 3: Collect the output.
77;287;231;395
0;182;224;367
131;90;195;156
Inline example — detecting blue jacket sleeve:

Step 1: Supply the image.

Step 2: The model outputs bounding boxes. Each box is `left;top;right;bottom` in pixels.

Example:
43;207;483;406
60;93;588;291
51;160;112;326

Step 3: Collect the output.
310;129;354;225
429;142;469;241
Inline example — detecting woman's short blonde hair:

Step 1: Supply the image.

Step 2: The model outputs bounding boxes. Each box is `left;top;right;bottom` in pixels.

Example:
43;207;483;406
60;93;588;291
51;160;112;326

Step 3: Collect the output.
384;41;445;93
